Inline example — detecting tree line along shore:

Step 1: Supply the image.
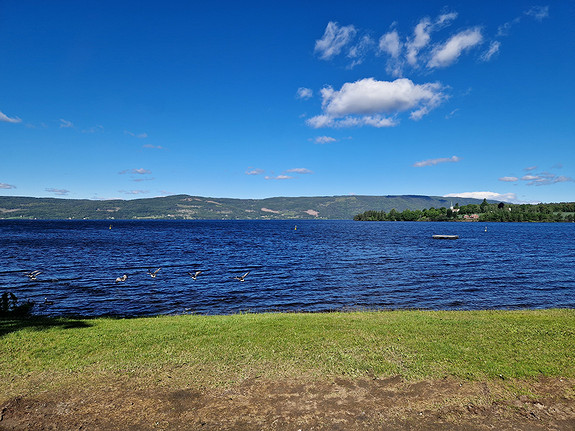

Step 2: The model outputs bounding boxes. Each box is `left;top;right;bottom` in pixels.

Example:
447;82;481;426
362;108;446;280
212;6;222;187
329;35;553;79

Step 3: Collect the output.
354;199;575;222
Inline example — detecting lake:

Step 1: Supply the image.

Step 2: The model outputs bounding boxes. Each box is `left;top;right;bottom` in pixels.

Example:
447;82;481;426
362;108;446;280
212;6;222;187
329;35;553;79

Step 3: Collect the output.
1;220;574;316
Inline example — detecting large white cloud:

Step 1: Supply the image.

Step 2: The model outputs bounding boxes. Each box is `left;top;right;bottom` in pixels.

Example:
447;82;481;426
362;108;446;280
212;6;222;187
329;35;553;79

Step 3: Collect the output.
307;78;446;128
428;28;483;68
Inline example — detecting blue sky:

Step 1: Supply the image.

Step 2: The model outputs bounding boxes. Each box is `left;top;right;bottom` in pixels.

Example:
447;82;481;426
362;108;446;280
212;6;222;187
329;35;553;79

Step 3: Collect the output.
1;1;573;203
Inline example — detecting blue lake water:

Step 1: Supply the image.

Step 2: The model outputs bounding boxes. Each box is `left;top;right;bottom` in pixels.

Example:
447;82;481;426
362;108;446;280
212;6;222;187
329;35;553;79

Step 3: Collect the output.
1;220;574;317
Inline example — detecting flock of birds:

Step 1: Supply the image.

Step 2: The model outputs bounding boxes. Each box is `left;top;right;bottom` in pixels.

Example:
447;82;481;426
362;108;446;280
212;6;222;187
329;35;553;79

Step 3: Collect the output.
25;269;250;284
114;268;250;283
22;268;250;307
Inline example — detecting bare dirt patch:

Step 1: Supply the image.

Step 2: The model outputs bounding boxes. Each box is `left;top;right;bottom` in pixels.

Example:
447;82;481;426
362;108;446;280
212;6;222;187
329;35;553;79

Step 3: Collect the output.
1;377;574;430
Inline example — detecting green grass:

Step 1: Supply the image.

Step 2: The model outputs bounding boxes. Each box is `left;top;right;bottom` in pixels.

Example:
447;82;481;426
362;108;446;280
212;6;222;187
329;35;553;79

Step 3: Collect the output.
1;309;574;398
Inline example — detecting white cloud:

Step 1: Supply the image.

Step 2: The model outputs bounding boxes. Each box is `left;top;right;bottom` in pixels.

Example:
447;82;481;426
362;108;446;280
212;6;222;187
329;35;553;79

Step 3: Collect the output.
143;144;164;149
499;176;519;182
296;87;313;100
444;191;518;202
406;18;432;66
245;168;265;176
379;30;401;58
119;168;152;175
125;130;148;138
59;119;74;128
521;172;574;186
0;111;22;123
285;168;313;174
525;6;549;21
314;136;337;144
119;190;150;195
0;183;16;189
428;28;483;68
45;188;70;196
307;114;397;129
379;30;404;77
265;175;293;180
413;156;460;167
524;166;537;171
314;21;357;60
405;12;458;67
307;78;447;128
436;12;458;26
481;41;501;62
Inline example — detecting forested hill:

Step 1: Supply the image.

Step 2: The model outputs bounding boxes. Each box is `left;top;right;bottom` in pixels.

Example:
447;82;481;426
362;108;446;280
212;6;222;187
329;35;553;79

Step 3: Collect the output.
0;194;490;220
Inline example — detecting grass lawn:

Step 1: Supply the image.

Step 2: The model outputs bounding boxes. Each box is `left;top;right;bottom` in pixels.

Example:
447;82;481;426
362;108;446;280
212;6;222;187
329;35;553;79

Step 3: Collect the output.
1;309;574;399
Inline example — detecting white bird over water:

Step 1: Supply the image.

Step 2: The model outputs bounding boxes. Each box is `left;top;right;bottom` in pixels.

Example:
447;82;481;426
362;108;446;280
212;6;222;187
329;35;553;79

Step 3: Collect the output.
188;271;202;280
147;268;161;278
26;270;41;280
115;274;128;283
234;271;250;282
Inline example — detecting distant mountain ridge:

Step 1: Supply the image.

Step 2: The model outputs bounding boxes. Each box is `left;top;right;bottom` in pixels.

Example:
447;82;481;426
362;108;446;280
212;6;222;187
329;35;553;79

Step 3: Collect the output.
0;194;493;220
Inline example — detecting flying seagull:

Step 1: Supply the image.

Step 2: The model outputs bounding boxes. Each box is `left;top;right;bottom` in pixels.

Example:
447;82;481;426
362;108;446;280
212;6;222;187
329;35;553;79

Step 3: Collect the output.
234;271;250;282
26;270;42;280
115;274;128;283
188;271;202;280
147;268;161;278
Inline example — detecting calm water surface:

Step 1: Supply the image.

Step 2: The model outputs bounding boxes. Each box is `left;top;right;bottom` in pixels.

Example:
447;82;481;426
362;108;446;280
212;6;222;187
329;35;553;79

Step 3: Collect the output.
1;220;574;316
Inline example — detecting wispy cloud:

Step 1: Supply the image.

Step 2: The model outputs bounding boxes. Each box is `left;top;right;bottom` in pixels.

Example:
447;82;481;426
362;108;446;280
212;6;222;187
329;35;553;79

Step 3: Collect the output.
119;168;152;175
499;176;519;182
525;5;549;21
119;190;150;195
520;172;573;186
315;8;547;79
143;144;164;149
524;166;538;171
59;119;74;128
245;168;265;176
498;5;549;37
265;175;293;180
0;111;22;123
307;78;447;128
428;28;483;68
444;191;518;202
346;35;375;68
314;136;337;144
413;155;460;167
45;188;70;196
125;130;148;138
0;183;16;189
481;41;501;62
314;21;357;60
296;87;313;100
285;168;313;174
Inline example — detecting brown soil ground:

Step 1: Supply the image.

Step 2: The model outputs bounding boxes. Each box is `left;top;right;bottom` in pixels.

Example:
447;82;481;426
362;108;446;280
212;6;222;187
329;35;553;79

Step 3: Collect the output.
1;376;574;430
